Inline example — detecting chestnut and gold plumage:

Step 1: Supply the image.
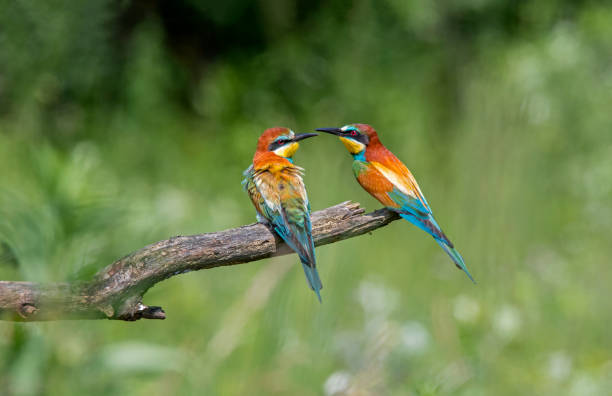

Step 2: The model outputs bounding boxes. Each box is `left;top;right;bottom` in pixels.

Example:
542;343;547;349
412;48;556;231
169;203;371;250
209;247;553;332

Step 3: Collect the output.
317;124;474;282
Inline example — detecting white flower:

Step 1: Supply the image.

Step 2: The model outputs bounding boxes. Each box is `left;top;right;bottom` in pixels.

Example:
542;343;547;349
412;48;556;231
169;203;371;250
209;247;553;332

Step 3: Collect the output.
569;374;599;396
400;321;430;355
492;305;522;340
453;295;481;324
356;280;399;319
324;371;351;396
548;351;572;380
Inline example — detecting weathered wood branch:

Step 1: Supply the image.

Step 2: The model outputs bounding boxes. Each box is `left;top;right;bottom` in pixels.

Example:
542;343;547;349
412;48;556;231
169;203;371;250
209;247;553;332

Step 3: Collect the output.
0;201;399;322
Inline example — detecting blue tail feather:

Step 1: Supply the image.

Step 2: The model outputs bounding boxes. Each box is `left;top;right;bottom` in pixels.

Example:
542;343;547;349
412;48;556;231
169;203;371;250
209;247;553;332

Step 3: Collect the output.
301;262;323;303
399;213;475;283
435;239;476;283
399;213;438;239
273;221;323;301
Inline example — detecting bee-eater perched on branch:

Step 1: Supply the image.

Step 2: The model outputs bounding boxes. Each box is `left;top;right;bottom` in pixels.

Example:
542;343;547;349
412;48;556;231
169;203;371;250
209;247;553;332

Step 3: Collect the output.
243;128;323;301
317;124;475;283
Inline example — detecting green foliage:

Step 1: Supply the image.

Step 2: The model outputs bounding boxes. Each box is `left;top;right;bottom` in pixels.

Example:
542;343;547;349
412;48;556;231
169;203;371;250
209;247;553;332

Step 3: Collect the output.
2;0;612;395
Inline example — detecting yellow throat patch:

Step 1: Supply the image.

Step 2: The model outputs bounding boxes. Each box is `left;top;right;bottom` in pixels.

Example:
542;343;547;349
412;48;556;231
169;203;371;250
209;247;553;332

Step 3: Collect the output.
274;142;299;158
339;137;365;154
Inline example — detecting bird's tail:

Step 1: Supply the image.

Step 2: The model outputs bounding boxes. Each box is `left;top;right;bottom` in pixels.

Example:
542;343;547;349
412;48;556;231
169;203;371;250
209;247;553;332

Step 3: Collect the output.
399;213;475;283
435;239;475;284
301;262;323;303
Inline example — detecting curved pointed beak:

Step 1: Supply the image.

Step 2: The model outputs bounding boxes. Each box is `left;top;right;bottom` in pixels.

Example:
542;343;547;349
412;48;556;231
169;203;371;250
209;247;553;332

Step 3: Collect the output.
292;133;318;142
315;127;343;136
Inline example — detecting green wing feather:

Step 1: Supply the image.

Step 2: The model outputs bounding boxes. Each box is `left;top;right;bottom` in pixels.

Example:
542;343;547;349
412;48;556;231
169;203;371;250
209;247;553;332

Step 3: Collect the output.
243;165;323;300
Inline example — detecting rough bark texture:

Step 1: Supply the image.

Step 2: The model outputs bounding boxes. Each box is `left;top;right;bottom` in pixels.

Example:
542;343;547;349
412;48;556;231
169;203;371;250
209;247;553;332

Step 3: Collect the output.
0;201;399;322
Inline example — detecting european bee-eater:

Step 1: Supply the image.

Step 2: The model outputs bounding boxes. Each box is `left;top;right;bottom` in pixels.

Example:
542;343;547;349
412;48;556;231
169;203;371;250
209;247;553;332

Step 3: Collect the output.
242;127;323;300
317;124;474;283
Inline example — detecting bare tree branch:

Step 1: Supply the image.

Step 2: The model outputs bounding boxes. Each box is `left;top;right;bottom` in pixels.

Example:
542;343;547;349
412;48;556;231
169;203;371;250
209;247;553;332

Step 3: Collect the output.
0;201;399;322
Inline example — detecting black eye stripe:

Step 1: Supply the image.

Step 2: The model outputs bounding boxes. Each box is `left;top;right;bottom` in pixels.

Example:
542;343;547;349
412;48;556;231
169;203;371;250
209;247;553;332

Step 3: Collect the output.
268;138;290;151
268;141;281;151
343;131;369;145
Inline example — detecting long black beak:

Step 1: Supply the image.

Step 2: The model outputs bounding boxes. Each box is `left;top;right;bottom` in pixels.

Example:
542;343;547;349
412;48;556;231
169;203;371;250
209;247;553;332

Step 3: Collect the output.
315;127;343;136
292;133;318;142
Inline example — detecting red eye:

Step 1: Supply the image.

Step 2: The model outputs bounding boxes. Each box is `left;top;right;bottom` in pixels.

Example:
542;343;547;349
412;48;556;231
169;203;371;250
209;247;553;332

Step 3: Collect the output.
350;131;358;137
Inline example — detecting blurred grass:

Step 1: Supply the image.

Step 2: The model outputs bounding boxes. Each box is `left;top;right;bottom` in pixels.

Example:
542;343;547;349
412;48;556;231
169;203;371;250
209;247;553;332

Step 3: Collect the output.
1;0;612;395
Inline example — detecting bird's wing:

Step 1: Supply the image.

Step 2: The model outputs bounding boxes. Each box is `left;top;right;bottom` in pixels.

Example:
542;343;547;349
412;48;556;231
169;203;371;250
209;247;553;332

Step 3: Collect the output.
365;160;453;245
369;160;432;218
361;155;473;281
277;167;316;266
247;166;315;266
353;161;399;208
245;164;322;297
243;165;272;221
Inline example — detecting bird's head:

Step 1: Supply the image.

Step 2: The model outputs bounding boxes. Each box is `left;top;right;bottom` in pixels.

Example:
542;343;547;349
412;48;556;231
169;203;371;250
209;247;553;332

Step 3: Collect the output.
256;127;318;159
316;124;378;154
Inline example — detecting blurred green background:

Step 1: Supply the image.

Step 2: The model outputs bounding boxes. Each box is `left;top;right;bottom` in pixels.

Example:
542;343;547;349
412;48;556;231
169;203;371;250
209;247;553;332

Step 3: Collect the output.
1;0;612;394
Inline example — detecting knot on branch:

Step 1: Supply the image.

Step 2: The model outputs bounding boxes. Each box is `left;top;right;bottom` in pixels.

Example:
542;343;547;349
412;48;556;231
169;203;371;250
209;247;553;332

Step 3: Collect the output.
18;303;38;318
117;303;166;321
